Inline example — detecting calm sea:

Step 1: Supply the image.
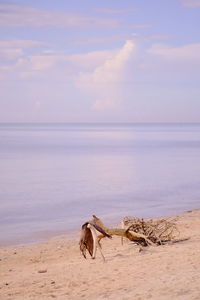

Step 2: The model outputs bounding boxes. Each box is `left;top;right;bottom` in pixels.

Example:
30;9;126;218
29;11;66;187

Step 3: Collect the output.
0;123;200;246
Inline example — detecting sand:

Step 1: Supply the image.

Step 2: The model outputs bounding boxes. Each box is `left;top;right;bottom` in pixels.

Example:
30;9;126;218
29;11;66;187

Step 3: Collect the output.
1;209;200;300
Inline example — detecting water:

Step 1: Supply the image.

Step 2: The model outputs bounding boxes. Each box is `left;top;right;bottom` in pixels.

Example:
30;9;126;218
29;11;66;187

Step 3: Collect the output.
0;123;200;246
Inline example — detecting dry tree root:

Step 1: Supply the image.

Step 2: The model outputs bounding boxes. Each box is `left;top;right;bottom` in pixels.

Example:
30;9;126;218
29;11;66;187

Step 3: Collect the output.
79;215;187;260
122;216;181;245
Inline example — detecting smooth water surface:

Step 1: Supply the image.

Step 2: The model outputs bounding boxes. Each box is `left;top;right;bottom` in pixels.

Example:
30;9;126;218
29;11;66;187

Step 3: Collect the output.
0;123;200;246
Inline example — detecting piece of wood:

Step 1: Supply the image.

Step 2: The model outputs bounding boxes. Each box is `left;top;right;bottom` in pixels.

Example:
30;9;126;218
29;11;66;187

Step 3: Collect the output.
80;215;154;260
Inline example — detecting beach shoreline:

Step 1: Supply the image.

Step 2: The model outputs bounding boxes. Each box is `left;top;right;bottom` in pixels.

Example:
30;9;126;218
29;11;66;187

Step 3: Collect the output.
1;206;199;250
0;228;80;250
1;209;200;300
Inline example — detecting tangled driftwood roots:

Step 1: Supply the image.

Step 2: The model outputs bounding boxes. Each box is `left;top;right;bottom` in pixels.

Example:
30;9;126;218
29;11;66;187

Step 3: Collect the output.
79;215;184;260
122;216;180;245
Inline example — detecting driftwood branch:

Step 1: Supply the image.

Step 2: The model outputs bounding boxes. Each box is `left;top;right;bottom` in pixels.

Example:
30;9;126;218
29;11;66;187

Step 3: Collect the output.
92;215;153;246
79;215;154;260
79;215;183;260
122;216;180;245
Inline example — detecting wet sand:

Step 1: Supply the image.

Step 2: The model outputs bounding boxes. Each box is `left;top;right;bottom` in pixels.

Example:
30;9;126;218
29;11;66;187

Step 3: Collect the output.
1;209;200;300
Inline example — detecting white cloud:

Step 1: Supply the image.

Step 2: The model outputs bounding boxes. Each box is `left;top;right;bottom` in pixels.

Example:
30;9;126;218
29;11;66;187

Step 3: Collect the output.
28;55;64;71
34;101;41;111
92;98;119;111
95;8;136;14
0;39;48;60
78;40;135;85
27;50;115;71
181;0;200;7
67;34;135;47
0;41;118;78
0;4;119;28
148;34;174;41
0;48;23;59
77;40;136;111
68;50;117;70
129;24;152;29
0;40;47;49
147;43;200;62
0;39;136;101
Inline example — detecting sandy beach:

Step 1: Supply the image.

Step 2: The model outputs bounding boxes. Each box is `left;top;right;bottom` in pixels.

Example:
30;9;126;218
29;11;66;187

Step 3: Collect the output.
1;209;200;300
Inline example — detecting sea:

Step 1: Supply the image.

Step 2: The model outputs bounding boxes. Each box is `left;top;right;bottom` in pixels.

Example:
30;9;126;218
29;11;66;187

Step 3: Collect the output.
0;123;200;247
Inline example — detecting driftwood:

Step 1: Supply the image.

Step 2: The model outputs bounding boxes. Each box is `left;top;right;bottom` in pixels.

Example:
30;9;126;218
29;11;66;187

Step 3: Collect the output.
79;215;187;261
92;215;154;246
79;220;112;260
122;216;180;245
79;215;154;260
79;223;94;258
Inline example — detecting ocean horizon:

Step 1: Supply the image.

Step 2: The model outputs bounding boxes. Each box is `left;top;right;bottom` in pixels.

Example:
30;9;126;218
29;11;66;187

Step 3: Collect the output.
0;122;200;247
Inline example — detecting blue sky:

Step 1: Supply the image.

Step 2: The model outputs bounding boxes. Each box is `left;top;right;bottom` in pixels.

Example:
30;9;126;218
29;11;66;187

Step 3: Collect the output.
0;0;200;122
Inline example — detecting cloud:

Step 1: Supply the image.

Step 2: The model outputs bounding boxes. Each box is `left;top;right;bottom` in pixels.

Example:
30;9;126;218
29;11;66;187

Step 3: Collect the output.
68;32;173;48
0;39;48;60
0;40;47;49
0;39;136;101
26;49;117;71
129;24;152;29
28;55;62;71
0;40;117;79
68;50;117;70
78;40;135;85
0;48;23;59
95;8;136;14
34;101;41;111
148;34;174;41
147;43;200;62
66;34;135;47
76;40;136;111
0;4;119;28
92;98;119;111
180;0;200;7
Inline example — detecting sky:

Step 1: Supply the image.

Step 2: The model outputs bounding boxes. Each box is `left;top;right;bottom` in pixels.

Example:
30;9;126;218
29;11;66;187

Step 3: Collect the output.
0;0;200;123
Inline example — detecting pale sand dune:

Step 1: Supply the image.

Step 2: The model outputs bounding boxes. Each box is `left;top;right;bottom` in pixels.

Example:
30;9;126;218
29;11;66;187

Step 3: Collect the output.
1;210;200;300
